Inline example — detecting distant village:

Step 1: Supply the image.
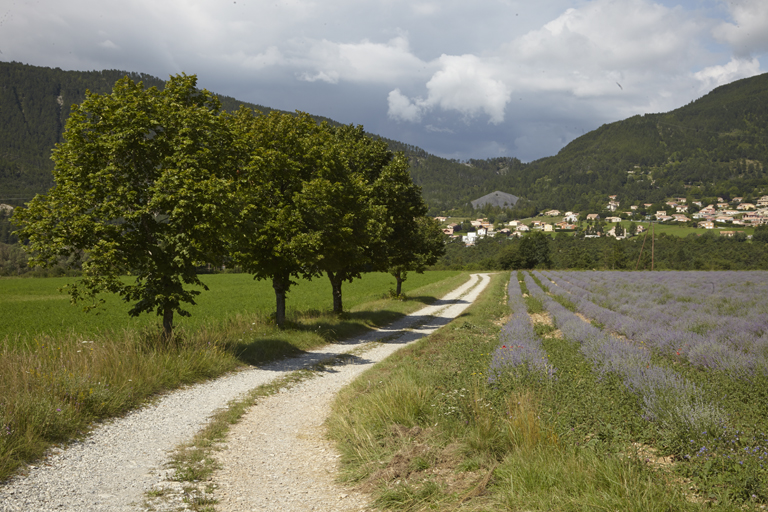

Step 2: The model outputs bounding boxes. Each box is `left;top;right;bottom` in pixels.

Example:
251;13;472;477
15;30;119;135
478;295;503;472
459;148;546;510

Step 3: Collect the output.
6;191;768;249
436;193;768;246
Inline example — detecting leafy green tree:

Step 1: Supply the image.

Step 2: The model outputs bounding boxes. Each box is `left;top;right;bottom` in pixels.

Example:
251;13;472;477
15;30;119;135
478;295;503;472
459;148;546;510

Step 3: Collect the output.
13;74;237;338
296;124;390;314
753;225;768;244
386;216;446;296
228;109;329;328
519;231;552;269
362;149;444;296
498;243;523;270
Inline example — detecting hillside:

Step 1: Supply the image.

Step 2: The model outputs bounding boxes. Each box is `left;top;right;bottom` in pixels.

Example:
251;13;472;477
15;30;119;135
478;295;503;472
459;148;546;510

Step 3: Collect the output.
2;61;768;215
0;62;285;204
0;62;497;211
500;73;768;211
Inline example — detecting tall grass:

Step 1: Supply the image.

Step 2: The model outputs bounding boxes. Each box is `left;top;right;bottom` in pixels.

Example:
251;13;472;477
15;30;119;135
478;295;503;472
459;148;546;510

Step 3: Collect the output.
0;271;468;482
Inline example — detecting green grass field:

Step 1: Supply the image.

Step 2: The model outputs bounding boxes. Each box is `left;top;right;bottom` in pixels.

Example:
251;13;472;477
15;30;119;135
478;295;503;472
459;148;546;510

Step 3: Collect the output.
0;271;459;343
629;221;754;237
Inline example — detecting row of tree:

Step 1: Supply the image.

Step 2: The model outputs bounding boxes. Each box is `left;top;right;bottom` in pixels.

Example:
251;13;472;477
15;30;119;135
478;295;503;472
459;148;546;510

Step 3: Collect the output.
12;74;444;337
434;229;768;271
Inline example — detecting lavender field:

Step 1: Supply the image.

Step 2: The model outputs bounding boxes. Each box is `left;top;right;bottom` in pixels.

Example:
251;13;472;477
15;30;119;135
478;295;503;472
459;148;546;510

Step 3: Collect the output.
491;271;768;506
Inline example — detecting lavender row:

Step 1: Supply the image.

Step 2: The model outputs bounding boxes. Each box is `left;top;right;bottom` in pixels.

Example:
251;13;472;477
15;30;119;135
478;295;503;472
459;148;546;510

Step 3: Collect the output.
488;274;556;382
548;271;768;350
524;273;725;440
541;271;768;378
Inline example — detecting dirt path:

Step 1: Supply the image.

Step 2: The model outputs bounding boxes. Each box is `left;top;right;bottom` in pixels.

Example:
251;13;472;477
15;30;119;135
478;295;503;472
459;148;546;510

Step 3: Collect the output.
190;273;491;512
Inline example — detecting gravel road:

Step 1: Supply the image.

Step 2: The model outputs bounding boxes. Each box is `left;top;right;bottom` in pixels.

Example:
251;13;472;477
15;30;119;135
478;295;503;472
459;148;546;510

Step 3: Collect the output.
0;273;490;512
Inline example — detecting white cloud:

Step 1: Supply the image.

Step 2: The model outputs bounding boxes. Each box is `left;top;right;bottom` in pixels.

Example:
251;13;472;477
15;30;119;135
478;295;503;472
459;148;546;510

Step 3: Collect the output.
422;54;511;123
297;36;427;84
387;88;423;122
3;0;768;163
506;0;706;94
390;54;511;124
300;70;340;84
411;2;440;16
714;0;768;57
425;124;454;133
240;46;283;70
387;0;712;126
694;57;762;90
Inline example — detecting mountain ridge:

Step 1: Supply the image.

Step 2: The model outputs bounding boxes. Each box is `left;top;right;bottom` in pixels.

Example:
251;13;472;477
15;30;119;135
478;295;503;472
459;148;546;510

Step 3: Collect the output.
1;61;767;214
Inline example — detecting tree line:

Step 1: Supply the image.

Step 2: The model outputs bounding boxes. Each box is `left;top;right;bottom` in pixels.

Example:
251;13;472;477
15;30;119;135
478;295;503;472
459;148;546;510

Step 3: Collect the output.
434;229;768;272
12;74;444;338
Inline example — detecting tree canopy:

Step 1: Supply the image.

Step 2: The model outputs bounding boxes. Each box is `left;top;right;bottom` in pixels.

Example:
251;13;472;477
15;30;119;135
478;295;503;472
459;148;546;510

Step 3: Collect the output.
12;73;446;333
230;111;441;324
228;109;331;327
13;74;238;337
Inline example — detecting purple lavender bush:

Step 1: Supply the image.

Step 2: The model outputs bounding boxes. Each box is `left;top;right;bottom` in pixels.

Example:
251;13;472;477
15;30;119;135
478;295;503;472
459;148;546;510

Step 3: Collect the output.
488;274;556;383
526;272;725;451
540;270;767;380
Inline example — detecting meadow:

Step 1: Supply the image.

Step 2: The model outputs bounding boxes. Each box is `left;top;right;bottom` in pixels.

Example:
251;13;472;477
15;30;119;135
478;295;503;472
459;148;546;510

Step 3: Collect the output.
626;222;754;238
0;270;465;482
0;271;457;344
329;270;767;510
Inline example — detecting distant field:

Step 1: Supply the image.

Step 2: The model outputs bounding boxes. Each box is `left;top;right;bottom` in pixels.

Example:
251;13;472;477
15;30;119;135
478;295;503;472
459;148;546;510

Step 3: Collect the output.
0;271;461;342
628;221;754;237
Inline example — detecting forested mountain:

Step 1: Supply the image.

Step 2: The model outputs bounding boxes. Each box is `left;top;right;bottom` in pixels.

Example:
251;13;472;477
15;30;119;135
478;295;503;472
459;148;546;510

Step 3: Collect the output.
0;62;515;211
2;61;768;214
500;73;768;211
0;64;163;202
0;62;285;205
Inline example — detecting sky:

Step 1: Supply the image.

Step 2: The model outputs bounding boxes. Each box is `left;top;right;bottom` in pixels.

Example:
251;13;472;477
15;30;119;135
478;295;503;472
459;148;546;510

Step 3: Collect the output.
1;0;767;162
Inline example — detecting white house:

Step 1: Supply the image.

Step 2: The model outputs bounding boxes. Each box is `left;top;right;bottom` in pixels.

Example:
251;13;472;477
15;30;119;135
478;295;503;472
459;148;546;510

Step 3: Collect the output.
564;213;579;223
606;226;626;239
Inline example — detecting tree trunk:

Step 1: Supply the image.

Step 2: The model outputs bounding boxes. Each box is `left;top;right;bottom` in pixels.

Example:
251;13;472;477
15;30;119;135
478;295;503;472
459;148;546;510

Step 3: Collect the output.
328;271;344;314
273;275;287;328
162;306;174;340
395;271;403;296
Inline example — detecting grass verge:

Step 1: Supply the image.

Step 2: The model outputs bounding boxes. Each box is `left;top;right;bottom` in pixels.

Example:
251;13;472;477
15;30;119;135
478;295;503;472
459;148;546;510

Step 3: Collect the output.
0;272;469;482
